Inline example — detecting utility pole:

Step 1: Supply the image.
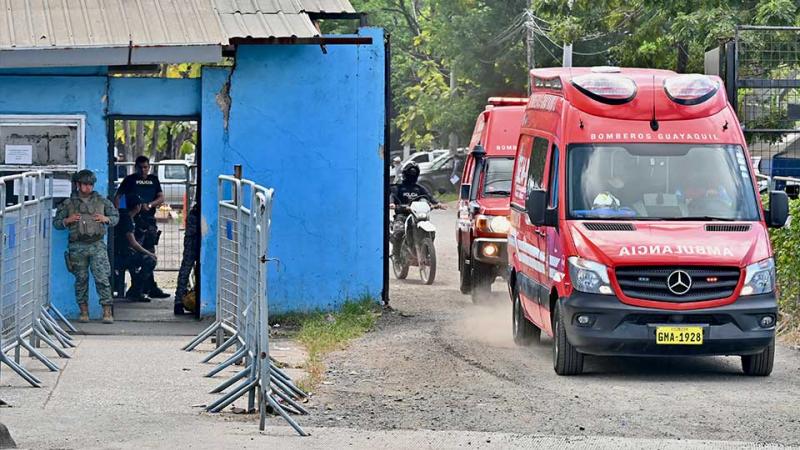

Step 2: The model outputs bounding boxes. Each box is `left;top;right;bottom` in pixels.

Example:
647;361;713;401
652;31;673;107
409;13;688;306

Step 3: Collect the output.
563;0;574;68
448;67;458;155
526;2;534;93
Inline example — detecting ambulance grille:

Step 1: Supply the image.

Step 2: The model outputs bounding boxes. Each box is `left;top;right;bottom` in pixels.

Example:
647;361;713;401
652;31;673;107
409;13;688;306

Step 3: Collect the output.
704;224;751;232
583;222;635;231
615;266;741;303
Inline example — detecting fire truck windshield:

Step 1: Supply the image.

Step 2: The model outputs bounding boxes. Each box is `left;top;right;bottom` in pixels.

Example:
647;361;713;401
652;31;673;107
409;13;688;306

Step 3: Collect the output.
567;144;760;221
482;157;514;196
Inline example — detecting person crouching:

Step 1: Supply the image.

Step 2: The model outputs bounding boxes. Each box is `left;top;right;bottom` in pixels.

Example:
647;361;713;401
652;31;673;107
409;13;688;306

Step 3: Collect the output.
115;194;158;302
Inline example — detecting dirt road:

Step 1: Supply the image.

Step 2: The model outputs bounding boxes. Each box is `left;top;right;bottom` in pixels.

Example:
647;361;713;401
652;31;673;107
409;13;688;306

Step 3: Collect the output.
303;207;800;445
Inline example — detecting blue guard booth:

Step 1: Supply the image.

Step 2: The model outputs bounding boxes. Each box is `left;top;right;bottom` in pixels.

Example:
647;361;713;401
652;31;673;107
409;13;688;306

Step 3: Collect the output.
0;1;386;319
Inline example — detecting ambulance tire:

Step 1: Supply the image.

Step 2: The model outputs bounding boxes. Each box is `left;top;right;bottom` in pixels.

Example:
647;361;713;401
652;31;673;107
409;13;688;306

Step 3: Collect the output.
741;338;774;376
553;301;584;375
470;263;492;304
458;250;472;294
512;290;539;346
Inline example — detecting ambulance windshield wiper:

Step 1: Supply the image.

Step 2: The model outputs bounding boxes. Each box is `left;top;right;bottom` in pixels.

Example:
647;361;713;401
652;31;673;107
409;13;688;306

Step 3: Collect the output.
485;190;511;196
671;216;737;221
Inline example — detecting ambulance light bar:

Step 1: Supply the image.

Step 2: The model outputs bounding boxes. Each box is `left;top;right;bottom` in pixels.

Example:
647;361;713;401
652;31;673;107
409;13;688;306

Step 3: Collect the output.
664;74;719;105
571;74;637;105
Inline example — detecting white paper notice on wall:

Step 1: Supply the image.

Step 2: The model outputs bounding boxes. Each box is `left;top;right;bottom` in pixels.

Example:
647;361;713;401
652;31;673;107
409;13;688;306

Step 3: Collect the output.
52;179;73;198
5;144;33;165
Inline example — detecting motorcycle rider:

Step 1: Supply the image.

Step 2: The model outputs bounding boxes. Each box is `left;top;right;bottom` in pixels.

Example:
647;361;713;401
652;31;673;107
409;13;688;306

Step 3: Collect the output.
389;162;446;257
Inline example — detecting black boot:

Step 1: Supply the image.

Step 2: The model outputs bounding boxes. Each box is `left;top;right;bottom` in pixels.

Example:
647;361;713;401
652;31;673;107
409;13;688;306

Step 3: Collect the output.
149;286;170;299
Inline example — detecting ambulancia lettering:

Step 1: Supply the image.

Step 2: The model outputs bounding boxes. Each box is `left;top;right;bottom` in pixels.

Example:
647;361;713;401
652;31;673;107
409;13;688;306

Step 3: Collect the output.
618;245;734;257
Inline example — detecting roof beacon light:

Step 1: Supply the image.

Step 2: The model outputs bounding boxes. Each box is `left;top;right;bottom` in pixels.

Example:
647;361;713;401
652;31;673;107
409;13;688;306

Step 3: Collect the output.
664;74;719;106
487;97;529;106
571;74;637;105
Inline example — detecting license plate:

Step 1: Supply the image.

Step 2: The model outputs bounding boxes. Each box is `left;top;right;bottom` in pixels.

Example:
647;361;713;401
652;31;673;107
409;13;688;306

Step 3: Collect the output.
655;326;704;345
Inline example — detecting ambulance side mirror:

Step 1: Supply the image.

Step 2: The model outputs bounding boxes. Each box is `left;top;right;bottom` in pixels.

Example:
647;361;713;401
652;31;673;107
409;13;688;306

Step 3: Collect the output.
767;190;789;228
526;190;547;225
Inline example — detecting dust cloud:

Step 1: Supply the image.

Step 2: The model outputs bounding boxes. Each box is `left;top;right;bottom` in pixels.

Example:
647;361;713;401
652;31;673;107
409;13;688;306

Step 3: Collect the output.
452;294;516;349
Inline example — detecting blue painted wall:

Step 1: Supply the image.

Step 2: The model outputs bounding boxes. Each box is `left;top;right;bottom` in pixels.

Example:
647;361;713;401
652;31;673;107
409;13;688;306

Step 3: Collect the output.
200;28;385;314
0;75;109;320
0;27;385;318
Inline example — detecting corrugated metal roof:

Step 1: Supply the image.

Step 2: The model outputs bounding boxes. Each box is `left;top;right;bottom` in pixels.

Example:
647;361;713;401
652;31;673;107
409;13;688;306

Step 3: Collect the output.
0;0;356;50
214;0;319;39
299;0;356;13
0;0;227;49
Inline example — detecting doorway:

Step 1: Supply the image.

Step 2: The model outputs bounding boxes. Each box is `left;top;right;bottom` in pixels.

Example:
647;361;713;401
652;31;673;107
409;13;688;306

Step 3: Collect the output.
107;116;201;320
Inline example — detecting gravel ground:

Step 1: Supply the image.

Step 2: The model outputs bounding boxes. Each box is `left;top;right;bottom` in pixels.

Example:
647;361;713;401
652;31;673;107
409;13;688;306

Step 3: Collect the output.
304;205;800;445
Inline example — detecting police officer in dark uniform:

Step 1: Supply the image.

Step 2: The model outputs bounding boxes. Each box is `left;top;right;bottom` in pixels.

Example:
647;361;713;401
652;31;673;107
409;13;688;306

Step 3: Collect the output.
114;155;170;299
114;194;157;301
388;162;446;257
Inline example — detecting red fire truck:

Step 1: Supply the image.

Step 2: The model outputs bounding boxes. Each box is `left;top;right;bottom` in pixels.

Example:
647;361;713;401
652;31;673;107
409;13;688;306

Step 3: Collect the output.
508;67;788;376
457;97;527;303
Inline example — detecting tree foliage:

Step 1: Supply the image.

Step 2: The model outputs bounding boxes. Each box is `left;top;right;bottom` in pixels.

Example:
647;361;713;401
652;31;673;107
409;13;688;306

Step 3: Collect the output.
352;0;798;150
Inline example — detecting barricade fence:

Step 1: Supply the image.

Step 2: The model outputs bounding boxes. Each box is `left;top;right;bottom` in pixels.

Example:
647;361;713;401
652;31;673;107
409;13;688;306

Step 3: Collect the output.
0;171;76;389
184;174;309;436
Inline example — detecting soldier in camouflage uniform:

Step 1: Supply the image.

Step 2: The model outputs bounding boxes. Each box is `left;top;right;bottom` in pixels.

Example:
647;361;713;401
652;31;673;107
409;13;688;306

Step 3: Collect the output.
174;202;199;315
54;170;120;324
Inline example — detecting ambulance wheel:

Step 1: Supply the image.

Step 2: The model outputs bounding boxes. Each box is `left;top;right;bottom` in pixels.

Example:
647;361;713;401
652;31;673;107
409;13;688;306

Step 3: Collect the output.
553;301;584;376
470;263;492;304
512;289;539;346
741;338;774;376
418;238;436;285
458;251;472;295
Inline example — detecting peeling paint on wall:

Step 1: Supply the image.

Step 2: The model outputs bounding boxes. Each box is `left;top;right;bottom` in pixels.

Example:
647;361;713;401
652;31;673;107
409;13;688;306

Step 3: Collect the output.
216;81;231;131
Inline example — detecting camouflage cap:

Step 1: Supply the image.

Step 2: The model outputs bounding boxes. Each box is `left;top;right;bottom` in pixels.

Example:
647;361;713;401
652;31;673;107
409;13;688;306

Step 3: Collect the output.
74;169;97;185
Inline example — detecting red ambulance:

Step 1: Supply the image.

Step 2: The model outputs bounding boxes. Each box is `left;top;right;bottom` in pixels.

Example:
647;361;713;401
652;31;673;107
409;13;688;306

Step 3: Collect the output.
508;67;789;376
457;97;527;303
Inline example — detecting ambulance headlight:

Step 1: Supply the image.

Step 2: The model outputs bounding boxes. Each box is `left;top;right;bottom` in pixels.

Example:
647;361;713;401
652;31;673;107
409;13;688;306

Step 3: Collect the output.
568;257;613;295
741;258;775;296
476;215;511;234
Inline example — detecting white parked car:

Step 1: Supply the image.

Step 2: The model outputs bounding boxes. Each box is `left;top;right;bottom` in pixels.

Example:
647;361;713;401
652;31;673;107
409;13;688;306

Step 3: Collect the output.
402;150;449;172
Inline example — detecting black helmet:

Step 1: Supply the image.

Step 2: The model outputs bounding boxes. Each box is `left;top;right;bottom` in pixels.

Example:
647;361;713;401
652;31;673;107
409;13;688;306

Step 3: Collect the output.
401;162;420;184
74;169;97;185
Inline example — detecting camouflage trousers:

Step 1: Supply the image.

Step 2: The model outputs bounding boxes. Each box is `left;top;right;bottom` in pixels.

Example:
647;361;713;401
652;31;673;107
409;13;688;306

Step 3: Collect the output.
174;235;197;304
68;240;113;306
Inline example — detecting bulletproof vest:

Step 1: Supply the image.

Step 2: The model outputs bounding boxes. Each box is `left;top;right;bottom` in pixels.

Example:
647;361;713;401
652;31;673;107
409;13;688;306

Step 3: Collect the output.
66;194;107;242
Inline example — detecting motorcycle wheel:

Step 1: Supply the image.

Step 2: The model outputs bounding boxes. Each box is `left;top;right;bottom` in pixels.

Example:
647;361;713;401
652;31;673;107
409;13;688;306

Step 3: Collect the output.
391;247;409;280
418;237;437;285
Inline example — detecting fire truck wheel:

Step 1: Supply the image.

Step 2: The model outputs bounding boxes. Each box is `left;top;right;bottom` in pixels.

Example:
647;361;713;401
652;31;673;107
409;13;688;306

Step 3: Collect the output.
458;250;472;294
553;301;584;376
470;263;492;304
741;338;774;376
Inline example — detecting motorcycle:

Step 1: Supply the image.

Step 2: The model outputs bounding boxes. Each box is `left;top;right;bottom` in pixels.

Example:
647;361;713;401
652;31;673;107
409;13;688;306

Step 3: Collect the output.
390;199;440;285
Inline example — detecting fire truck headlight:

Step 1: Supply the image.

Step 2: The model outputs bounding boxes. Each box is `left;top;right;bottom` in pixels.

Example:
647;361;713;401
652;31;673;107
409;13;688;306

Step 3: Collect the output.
741;258;775;296
476;215;511;234
568;257;613;295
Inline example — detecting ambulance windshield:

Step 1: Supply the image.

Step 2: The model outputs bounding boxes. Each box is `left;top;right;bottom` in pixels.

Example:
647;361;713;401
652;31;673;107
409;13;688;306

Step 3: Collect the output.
482;157;514;196
567;144;760;221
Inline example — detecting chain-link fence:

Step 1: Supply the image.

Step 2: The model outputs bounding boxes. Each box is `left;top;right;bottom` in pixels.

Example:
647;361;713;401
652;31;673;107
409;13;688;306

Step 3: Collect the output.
734;26;800;180
183;174;308;435
0;171;75;388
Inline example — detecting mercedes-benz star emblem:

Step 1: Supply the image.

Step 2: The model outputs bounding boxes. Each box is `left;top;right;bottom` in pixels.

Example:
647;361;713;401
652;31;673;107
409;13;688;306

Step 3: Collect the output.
667;270;692;296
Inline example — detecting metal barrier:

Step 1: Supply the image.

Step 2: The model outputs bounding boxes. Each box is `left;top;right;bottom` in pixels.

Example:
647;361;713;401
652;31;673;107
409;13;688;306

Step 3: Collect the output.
0;171;76;388
184;174;309;435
